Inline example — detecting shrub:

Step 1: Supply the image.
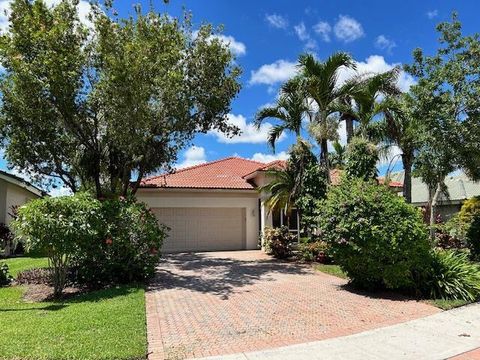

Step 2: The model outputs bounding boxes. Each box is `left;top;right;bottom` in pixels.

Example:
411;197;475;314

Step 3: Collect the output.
344;138;379;181
13;193;102;297
448;197;480;260
71;198;167;288
317;178;431;291
298;239;332;263
0;263;12;286
426;250;480;301
263;226;295;259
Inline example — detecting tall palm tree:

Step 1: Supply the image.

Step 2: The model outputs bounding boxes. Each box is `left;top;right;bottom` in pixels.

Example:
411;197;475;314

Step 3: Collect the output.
254;77;309;150
298;52;357;182
339;68;401;140
369;94;422;203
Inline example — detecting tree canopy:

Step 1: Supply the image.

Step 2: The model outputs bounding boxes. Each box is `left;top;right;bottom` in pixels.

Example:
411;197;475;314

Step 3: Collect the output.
0;0;241;197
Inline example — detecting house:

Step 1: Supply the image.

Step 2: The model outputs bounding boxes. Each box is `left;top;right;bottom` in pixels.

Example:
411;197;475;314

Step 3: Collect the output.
0;170;45;225
388;171;480;220
138;157;400;253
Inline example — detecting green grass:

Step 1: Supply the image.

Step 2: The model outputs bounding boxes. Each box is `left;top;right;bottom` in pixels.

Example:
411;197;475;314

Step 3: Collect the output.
428;298;470;310
0;257;147;360
2;256;49;277
314;264;348;279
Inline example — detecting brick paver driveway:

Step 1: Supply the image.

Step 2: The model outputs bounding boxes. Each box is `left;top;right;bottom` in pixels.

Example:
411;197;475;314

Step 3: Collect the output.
146;251;439;360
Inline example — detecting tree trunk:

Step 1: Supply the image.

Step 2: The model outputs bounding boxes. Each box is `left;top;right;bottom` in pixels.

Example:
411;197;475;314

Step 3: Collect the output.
429;182;442;241
320;138;331;183
402;154;413;203
345;116;354;143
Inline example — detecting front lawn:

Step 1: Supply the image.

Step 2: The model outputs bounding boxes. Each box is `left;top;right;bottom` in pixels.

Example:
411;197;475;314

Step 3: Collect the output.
314;264;348;279
3;256;49;277
0;257;147;360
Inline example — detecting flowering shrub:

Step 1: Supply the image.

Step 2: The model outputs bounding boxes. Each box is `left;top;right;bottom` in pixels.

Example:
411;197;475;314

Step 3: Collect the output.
262;226;295;259
317;178;431;291
71;198;167;288
298;238;332;263
13;193;166;295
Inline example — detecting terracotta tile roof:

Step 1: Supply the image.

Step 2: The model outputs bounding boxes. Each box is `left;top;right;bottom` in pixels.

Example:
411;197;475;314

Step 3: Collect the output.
141;157;266;190
141;157;404;190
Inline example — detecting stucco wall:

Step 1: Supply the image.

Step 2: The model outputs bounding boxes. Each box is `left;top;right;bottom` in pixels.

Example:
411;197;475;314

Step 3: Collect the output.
136;189;261;250
4;182;38;224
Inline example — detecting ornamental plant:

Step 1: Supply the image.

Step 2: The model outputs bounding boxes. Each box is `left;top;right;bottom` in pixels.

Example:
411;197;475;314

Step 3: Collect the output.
0;263;12;286
262;226;295;259
13;193;102;297
71;198;167;287
317;178;431;291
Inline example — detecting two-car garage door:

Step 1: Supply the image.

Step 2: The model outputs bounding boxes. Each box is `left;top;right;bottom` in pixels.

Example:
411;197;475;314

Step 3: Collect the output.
152;207;246;253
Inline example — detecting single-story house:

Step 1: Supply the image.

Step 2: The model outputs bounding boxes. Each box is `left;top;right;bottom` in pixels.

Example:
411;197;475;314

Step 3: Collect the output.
388;171;480;220
0;170;45;225
138;157;401;253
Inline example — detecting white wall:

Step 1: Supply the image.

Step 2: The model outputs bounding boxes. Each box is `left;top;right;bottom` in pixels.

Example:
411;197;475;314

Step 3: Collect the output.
5;183;38;224
136;189;261;250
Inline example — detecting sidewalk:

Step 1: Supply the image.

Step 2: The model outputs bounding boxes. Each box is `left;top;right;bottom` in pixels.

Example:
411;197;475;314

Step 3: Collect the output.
197;303;480;360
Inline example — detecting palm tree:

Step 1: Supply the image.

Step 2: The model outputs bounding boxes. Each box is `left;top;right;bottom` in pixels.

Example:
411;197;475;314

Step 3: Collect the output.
298;52;357;182
255;77;309;150
339;68;401;141
259;167;297;227
329;140;346;169
369;94;422;203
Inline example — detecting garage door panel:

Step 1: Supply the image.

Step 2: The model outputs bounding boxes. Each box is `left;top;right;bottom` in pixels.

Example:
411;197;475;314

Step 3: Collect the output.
153;207;245;252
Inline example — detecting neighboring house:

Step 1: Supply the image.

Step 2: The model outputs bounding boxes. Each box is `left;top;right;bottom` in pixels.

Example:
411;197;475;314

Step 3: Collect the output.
138;157;401;253
0;170;45;225
388;171;480;220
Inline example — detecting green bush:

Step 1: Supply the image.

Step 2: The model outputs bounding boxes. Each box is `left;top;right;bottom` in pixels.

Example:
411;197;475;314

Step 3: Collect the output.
298;239;332;263
448;197;480;260
426;250;480;301
345;138;379;181
13;193;167;295
263;226;295;259
71;198;167;288
317;178;431;291
0;263;12;286
13;193;102;297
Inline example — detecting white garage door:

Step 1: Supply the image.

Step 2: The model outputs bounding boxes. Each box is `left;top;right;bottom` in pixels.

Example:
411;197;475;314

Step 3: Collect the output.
152;207;246;252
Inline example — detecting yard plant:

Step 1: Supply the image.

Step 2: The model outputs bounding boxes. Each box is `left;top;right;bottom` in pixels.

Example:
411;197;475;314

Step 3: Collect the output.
317;178;431;291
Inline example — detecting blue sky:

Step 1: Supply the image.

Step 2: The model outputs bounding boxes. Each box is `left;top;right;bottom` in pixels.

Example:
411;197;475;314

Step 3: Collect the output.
0;0;479;192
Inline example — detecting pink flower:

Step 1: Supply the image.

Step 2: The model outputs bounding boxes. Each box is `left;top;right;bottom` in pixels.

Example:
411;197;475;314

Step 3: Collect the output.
105;238;113;245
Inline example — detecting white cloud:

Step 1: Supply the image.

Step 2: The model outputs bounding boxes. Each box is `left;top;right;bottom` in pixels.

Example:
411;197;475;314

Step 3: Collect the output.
375;35;396;54
209;34;246;56
0;0;93;33
334;15;364;43
210;113;286;144
313;21;332;42
378;145;402;167
265;14;288;29
294;22;317;50
251;151;289;163
337;55;416;92
426;9;438;19
249;60;298;86
176;146;207;169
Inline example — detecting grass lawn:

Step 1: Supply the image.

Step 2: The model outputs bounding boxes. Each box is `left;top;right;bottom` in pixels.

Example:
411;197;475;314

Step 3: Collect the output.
0;257;147;360
2;256;49;277
314;264;348;279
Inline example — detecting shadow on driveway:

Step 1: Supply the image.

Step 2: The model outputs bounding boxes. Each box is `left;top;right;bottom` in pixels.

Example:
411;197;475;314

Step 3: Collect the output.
149;251;310;300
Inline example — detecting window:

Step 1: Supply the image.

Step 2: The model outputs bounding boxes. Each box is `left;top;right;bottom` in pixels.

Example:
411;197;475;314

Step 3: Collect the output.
271;208;300;240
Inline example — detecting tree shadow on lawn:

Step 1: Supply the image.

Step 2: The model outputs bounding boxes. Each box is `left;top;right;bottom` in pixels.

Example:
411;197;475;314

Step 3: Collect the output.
149;252;310;300
0;304;67;312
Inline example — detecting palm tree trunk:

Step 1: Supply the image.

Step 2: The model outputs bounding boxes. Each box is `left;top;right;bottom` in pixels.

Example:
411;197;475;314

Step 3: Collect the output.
345;115;354;143
402;153;413;203
320;139;331;183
